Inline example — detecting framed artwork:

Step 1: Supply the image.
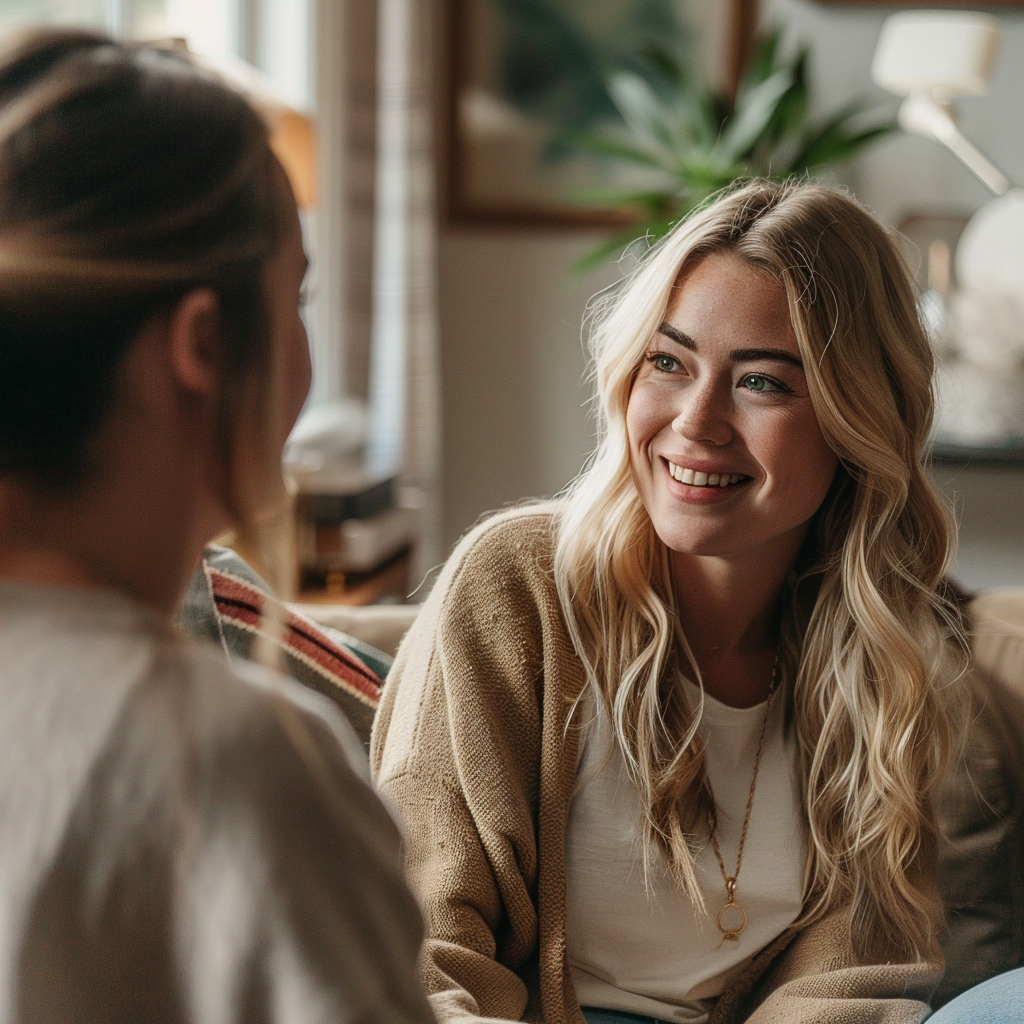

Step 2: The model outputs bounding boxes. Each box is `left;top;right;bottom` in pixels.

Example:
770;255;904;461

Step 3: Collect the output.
444;0;756;226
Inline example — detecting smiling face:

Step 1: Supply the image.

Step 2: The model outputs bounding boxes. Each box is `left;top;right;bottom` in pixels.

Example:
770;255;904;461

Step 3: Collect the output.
626;251;838;567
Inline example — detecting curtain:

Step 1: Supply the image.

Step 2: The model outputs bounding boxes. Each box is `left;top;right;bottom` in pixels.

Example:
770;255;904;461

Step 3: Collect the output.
367;0;442;584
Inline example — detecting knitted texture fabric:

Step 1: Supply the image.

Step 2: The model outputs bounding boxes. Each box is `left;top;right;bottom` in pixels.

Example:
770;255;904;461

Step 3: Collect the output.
371;506;941;1024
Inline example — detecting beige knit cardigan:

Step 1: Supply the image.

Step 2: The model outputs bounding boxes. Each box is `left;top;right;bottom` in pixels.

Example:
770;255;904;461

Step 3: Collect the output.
371;507;941;1024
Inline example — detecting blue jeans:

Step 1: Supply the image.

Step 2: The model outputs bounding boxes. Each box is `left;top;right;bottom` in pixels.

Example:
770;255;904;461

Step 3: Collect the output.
928;968;1024;1023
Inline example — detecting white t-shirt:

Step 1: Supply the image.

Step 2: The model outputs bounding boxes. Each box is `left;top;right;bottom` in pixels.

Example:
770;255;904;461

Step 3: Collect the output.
565;680;806;1023
0;580;434;1024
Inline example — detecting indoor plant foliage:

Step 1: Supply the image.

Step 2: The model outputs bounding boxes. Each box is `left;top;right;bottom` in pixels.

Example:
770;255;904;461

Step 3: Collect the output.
569;30;896;267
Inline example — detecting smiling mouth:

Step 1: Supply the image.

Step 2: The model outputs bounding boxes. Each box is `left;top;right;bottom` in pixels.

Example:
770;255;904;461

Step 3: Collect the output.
666;460;750;488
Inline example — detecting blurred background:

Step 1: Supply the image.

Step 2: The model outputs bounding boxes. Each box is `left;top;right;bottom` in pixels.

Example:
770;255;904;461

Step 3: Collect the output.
4;0;1024;597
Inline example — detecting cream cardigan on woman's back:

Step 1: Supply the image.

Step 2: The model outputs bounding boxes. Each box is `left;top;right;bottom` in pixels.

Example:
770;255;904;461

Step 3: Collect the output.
371;506;941;1024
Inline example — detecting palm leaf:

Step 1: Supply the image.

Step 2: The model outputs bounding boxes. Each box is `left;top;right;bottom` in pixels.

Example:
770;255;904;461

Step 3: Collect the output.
562;20;895;272
770;46;809;140
787;96;895;169
738;27;782;95
716;68;794;163
563;129;668;170
795;123;895;170
572;216;683;273
637;42;687;91
607;73;672;145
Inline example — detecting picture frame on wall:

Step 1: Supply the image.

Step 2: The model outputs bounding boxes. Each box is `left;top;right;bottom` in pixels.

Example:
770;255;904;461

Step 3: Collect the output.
444;0;755;226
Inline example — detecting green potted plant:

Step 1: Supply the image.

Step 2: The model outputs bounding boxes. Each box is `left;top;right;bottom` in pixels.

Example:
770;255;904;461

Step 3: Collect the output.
567;29;896;268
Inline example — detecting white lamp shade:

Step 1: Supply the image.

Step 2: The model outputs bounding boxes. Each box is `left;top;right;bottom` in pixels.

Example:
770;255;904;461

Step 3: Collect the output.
871;11;1000;99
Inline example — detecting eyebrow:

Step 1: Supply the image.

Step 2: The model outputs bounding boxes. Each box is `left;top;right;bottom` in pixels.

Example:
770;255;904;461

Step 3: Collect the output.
657;322;804;370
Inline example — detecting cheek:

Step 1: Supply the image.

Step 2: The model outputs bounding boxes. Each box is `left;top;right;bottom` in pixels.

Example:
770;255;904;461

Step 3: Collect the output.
279;317;312;439
625;381;663;457
768;413;838;510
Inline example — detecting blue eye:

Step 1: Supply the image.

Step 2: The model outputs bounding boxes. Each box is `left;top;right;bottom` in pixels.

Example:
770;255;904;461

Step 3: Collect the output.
739;373;787;394
650;354;679;372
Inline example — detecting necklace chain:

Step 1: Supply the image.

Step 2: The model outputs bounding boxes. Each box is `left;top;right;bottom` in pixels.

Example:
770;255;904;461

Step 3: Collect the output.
707;651;780;943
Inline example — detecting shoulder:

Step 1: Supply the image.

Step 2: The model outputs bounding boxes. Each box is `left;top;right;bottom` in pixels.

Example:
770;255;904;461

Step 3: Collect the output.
412;502;570;666
49;636;432;1024
373;505;568;769
182;641;373;785
103;639;379;832
434;502;561;609
54;633;402;927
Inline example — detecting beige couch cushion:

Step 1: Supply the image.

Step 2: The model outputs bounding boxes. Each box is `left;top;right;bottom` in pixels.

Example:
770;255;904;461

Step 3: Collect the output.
933;590;1024;1006
970;589;1024;699
292;603;420;661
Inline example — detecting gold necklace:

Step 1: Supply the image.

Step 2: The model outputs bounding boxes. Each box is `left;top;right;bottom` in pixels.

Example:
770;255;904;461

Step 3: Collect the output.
707;653;780;943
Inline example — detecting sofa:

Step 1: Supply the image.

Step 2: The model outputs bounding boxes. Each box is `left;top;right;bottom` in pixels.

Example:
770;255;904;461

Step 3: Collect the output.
933;589;1024;1005
295;590;1024;1010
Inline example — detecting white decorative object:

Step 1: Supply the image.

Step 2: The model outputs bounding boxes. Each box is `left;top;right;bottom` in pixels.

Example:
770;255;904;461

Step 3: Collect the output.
284;399;368;470
874;13;1024;450
957;189;1024;294
934;361;1024;448
948;289;1024;373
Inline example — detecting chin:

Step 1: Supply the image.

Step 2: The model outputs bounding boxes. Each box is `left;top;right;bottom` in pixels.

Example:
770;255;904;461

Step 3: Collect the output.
649;522;739;559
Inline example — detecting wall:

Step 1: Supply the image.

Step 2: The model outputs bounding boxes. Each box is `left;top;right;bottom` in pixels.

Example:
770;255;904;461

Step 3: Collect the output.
438;0;1024;589
438;232;619;552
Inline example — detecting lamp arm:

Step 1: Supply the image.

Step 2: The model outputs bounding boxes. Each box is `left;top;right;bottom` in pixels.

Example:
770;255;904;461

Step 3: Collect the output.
941;130;1010;197
898;95;1010;197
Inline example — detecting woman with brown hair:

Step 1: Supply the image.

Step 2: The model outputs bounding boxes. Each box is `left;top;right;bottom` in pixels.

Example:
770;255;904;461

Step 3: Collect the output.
373;179;970;1023
0;27;434;1024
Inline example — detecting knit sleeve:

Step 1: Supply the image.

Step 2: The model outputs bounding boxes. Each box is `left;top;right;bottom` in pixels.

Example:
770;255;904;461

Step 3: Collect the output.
372;511;556;1024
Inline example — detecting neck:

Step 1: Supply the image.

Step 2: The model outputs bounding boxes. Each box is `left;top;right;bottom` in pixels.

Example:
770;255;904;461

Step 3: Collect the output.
0;462;222;620
670;531;805;707
0;544;107;591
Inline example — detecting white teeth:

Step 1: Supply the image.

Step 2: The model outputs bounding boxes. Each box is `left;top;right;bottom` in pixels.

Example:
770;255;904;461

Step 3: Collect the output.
667;461;745;488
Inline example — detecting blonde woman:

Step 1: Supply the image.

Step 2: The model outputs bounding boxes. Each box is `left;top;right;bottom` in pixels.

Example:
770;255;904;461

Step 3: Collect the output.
373;179;970;1024
0;29;434;1023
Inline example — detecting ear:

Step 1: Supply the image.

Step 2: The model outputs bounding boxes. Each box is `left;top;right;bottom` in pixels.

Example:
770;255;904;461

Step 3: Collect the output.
166;287;222;396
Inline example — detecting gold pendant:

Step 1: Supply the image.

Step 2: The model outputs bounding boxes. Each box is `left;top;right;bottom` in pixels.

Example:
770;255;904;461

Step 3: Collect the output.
716;899;747;941
716;877;747;942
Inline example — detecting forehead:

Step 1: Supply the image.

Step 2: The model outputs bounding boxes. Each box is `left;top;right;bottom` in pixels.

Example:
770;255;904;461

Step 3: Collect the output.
665;252;796;351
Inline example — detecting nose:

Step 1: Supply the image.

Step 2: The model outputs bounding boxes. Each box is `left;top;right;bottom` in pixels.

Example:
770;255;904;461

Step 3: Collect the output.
671;377;734;446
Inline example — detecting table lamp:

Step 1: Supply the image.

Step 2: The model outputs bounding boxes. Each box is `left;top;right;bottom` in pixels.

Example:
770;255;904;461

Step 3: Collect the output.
872;11;1006;196
873;11;1024;449
873;11;1024;301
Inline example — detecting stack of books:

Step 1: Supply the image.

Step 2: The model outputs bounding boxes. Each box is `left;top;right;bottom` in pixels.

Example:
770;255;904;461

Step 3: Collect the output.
292;465;418;604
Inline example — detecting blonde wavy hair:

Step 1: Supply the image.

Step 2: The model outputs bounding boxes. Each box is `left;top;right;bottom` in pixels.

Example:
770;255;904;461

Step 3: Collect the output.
554;178;967;963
